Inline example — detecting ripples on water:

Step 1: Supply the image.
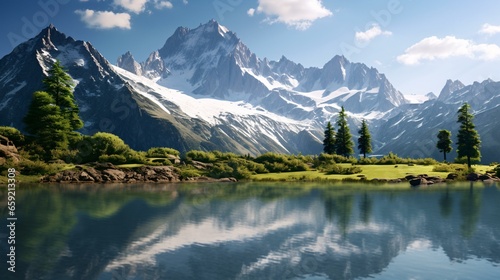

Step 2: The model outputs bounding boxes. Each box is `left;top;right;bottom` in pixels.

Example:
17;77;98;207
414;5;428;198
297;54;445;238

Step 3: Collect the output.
1;182;499;279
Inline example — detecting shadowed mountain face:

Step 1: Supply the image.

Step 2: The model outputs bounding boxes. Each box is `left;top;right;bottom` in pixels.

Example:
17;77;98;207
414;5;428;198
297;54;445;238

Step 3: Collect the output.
1;21;499;160
2;183;500;280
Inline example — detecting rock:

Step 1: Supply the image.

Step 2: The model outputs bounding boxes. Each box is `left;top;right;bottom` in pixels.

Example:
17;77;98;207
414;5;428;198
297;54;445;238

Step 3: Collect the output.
410;177;428;186
466;173;481;181
479;174;493;181
102;169;126;181
0;135;21;164
446;173;458;180
78;171;95;182
405;175;419;181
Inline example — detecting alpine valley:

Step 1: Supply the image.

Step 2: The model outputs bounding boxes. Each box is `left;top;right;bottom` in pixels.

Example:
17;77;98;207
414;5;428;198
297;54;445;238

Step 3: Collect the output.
1;20;499;162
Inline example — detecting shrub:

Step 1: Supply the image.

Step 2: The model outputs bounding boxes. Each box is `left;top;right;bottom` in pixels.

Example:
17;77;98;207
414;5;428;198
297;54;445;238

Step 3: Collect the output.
324;164;362;175
19;160;64;175
0;126;25;146
432;164;467;173
496;165;500;177
98;154;127;165
454;156;481;165
186;150;217;163
179;168;201;179
255;152;310;172
146;147;180;157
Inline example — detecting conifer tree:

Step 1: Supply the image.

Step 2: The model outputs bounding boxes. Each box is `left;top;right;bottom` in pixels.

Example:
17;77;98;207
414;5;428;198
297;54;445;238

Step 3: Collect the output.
357;120;372;158
436;129;452;162
456;103;481;168
23;91;71;156
43;60;83;131
334;106;354;157
323;121;336;154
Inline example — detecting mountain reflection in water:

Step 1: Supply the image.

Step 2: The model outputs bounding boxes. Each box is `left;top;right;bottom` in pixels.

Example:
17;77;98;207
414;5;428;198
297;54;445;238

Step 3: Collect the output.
1;183;499;280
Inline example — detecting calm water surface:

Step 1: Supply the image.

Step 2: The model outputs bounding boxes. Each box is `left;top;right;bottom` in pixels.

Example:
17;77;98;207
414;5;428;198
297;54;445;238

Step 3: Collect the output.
1;182;500;280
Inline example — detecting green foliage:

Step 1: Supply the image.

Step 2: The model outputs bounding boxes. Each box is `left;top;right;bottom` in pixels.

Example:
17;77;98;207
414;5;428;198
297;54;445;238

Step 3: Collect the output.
323;121;336;154
456;103;481;168
432;163;468;172
313;153;356;169
186;150;218;163
43;60;83;131
357;120;372;158
0;126;25;146
496;165;500;177
146;147;180;157
454;156;481;165
98;154;127;165
356;157;379;165
324;164;363;175
18;160;65;175
255;152;310;172
23;91;71;159
334;106;354;157
436;129;453;161
178;167;201;179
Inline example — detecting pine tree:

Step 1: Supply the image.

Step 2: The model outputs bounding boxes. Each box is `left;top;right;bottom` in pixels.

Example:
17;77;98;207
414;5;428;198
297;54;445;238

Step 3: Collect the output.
456;103;481;168
357;120;372;159
436;129;452;162
43;60;83;131
323;121;336;154
23;91;71;156
334;106;354;157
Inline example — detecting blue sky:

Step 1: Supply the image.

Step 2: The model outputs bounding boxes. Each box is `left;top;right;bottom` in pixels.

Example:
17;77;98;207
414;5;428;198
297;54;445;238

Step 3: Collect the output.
2;0;500;96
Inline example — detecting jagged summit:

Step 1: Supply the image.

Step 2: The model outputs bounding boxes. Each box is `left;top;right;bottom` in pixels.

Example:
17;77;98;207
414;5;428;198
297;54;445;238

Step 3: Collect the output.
438;79;465;101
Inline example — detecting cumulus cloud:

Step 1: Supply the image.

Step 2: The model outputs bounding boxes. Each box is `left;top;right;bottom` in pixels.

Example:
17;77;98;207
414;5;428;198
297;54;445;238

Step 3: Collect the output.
479;23;500;35
355;24;392;43
154;0;173;9
113;0;148;14
250;0;332;30
397;36;500;65
75;9;131;29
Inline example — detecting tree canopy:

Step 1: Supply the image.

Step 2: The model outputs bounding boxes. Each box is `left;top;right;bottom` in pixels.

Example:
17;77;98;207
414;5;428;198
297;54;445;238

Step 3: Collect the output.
357;120;372;159
456;103;481;168
334;106;354;157
323;121;336;154
436;129;452;162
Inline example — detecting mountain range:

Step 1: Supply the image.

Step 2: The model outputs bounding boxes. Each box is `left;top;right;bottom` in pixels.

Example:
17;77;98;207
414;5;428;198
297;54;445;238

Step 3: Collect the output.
1;20;499;162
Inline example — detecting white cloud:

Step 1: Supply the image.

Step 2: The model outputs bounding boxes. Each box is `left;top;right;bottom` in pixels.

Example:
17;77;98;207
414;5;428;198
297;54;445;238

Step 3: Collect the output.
397;36;500;65
250;0;332;30
182;0;188;4
154;0;173;9
355;24;392;43
113;0;148;14
479;23;500;35
247;8;256;17
75;9;131;29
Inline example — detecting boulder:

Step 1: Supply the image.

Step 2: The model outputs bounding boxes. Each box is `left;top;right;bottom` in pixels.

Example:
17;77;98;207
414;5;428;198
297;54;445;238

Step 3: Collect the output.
466;173;481;181
410;177;428;186
446;173;458;180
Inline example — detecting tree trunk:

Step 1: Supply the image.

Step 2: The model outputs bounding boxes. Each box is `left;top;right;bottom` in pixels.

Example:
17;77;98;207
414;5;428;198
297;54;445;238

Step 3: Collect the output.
467;156;471;169
443;151;447;162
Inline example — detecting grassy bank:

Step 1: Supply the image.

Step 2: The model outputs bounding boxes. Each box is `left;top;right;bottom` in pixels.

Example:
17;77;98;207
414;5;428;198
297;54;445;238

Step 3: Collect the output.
252;164;493;182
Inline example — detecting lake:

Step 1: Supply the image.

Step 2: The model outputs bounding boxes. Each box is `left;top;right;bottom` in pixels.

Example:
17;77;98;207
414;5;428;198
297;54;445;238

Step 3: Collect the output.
1;182;500;280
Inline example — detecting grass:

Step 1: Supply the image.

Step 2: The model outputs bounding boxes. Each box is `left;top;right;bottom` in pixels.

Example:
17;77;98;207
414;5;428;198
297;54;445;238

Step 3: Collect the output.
252;164;493;182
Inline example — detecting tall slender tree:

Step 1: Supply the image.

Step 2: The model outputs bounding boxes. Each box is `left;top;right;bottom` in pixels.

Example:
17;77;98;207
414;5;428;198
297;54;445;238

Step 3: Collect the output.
436;129;452;162
43;60;83;131
23;91;71;156
335;106;354;157
456;103;481;168
357;120;372;159
323;121;336;154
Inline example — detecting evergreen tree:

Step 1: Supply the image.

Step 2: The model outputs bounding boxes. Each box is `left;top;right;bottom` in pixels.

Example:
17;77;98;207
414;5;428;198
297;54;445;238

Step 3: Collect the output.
456;103;481;168
23;91;71;156
323;121;336;154
43;60;83;131
334;106;354;157
357;120;372;158
436;129;452;162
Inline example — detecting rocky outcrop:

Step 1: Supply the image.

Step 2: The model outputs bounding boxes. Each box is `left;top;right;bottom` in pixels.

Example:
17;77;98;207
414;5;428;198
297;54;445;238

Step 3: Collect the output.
40;163;237;184
0;135;21;165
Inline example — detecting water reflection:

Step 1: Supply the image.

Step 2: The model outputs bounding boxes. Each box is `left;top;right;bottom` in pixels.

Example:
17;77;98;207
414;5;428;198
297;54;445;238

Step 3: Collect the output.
0;183;499;279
